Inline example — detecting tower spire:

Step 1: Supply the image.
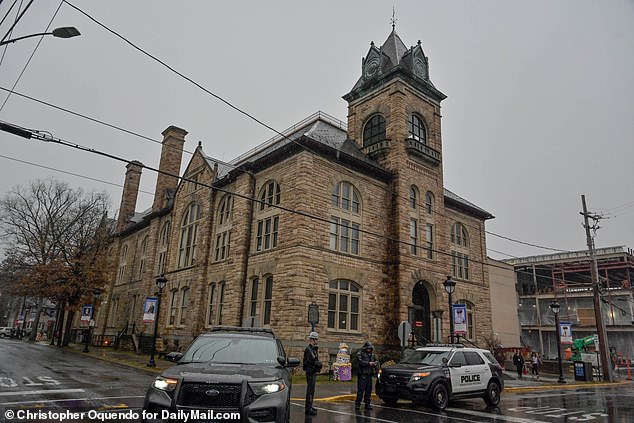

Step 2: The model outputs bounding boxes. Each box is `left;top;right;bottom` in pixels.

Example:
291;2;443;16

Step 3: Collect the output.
391;7;397;31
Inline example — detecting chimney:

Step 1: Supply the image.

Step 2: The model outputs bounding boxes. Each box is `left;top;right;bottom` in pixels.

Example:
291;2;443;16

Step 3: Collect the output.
153;126;187;211
116;160;143;233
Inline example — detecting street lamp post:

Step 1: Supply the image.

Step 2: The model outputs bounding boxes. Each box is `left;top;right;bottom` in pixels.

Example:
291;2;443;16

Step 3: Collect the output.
148;275;167;367
443;276;457;343
549;300;567;384
82;288;101;353
0;27;80;46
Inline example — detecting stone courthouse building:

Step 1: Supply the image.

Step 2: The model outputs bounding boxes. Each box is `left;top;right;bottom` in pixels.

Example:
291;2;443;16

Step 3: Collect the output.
99;28;495;361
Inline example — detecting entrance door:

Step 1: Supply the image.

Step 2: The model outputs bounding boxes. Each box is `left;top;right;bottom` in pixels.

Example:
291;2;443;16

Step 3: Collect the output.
411;281;431;344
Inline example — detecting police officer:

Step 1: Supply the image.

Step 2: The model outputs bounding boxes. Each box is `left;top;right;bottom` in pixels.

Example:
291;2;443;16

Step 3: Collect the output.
355;341;378;410
303;332;321;416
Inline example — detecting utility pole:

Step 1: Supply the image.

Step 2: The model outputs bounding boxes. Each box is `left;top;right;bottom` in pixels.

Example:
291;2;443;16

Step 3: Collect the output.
581;195;613;382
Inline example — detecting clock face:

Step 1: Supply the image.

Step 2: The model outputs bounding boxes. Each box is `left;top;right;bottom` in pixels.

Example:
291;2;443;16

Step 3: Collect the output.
365;58;379;78
414;58;427;78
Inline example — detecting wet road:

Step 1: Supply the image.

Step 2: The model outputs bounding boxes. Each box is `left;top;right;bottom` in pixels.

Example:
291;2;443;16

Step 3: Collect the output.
0;339;152;421
1;339;634;422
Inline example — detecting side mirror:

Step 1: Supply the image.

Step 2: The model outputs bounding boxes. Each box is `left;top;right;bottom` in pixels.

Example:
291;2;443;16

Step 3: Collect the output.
286;357;301;368
167;352;183;362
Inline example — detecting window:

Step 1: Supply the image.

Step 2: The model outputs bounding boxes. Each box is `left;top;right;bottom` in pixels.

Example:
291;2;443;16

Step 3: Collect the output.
424;192;434;215
157;221;171;275
169;290;179;325
188;172;200;193
424;223;434;259
248;275;274;325
450;223;470;279
214;195;233;261
138;236;148;279
117;244;128;284
217;282;225;325
464;351;484;365
409;219;418;255
330;181;362;255
457;301;475;340
179;288;189;325
178;203;201;268
207;283;217;326
259;181;281;211
362;114;386;147
328;280;361;332
408;114;427;144
409;186;418;209
451;222;469;247
256;182;281;252
256;216;279;251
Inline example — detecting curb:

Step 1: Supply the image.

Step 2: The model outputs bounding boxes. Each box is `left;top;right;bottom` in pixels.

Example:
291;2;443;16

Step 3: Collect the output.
52;344;166;376
505;380;628;393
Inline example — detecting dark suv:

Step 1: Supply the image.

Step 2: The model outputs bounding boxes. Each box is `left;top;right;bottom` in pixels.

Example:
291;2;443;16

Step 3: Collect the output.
143;326;299;423
376;345;504;410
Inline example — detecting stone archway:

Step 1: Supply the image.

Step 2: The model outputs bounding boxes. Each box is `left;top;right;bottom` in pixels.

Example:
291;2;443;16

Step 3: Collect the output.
410;281;431;344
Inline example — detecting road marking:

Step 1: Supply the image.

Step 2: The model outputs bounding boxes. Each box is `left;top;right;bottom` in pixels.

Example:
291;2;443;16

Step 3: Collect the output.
516;392;594;399
446;407;551;423
292;401;484;423
0;395;144;405
0;388;84;397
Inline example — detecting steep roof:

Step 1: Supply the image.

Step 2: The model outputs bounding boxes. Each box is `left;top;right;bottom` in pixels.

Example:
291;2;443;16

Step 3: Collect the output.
381;29;408;66
444;188;494;220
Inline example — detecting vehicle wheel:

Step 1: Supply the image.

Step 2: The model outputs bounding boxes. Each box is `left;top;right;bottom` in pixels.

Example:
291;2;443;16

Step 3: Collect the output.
430;383;449;411
381;397;398;407
484;381;501;406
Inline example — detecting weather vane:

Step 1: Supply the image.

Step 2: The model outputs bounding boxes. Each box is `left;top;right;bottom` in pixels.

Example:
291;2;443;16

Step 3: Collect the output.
391;7;397;30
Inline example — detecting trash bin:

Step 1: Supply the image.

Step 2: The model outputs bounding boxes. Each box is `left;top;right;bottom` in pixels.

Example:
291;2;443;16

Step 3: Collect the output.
574;361;593;381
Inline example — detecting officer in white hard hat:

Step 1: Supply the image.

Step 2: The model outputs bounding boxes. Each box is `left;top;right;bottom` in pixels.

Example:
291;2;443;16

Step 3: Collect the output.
303;331;322;415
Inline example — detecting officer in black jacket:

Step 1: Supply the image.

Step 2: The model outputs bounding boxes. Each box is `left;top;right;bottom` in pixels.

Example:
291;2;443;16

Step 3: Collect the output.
355;341;378;410
303;332;321;416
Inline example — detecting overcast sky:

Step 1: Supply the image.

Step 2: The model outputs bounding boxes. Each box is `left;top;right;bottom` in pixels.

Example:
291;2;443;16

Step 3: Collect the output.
0;1;632;260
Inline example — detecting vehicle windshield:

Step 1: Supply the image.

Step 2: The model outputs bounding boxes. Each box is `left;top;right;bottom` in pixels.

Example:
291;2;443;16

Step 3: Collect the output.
179;335;279;364
401;350;451;365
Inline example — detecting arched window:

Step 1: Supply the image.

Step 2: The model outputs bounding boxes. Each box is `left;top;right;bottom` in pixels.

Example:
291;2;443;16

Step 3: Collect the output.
217;282;226;325
330;181;362;255
179;287;190;325
248;275;274;325
409;186;418;209
451;223;470;279
362;114;386;147
157;221;171;275
409;185;420;255
425;192;434;215
259;181;281;211
178;203;201;268
117;244;128;284
408;114;427;144
207;283;216;326
168;290;179;326
456;300;475;340
256;182;281;252
451;223;469;247
138;236;148;279
214;195;233;261
327;280;361;332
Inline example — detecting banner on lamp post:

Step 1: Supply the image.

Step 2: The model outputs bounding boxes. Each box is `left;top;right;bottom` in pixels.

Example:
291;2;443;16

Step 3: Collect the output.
143;297;158;323
559;322;573;345
453;303;467;335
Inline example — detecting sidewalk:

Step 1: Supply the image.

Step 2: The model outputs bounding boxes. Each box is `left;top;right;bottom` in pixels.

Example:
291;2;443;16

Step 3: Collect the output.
46;341;172;374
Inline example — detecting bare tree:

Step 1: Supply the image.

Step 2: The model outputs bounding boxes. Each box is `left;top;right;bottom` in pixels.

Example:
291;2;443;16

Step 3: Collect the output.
0;178;112;341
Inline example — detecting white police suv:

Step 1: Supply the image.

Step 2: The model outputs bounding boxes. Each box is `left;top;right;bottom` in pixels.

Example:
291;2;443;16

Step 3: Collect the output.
376;344;504;410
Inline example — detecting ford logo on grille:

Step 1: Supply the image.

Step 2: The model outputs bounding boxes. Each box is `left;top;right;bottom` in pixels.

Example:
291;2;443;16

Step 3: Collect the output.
388;374;396;379
205;389;220;397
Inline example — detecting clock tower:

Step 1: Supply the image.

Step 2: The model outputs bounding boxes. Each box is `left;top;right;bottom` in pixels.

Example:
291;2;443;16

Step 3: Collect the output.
343;28;450;340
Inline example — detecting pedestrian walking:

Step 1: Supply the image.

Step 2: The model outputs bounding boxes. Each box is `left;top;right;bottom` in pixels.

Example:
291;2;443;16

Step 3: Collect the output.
531;352;541;379
355;341;379;410
513;350;525;379
303;331;322;416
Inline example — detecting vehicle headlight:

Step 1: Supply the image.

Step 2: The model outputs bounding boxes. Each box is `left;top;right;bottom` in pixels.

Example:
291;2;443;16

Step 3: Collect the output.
250;380;286;395
410;372;431;382
153;376;178;391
